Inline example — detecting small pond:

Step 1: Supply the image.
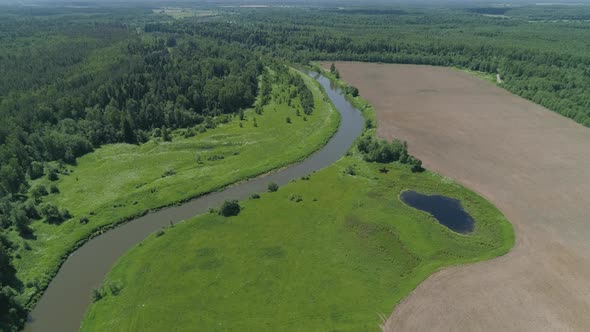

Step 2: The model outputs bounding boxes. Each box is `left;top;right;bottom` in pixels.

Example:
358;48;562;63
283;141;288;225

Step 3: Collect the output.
400;190;474;234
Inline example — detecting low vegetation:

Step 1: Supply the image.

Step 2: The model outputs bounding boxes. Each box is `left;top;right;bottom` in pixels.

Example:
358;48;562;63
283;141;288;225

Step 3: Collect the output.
4;67;339;314
81;156;513;331
81;66;513;331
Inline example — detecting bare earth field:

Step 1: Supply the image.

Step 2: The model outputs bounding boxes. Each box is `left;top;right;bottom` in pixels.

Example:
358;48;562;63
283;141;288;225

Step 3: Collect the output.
326;62;590;331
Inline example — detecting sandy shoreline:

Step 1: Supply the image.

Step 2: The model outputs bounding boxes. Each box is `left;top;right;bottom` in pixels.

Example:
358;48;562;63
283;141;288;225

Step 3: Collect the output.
326;62;590;331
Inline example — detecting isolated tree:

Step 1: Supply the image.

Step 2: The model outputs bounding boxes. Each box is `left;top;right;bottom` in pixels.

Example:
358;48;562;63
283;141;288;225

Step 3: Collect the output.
47;168;58;181
219;200;240;217
268;182;279;192
330;62;336;73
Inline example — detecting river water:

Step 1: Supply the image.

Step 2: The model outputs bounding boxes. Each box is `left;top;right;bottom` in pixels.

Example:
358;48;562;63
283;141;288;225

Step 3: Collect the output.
24;73;364;332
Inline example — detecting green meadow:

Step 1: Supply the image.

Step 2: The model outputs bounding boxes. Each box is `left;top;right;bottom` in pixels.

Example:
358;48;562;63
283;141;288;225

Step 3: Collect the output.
81;154;513;331
14;69;339;305
81;72;513;331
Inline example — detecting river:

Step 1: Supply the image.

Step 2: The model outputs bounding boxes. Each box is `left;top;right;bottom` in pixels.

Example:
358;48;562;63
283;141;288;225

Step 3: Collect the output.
24;72;364;332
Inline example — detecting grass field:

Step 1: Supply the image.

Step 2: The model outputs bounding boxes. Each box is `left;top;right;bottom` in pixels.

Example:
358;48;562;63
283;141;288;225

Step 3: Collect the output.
80;155;513;331
80;72;514;331
14;69;339;306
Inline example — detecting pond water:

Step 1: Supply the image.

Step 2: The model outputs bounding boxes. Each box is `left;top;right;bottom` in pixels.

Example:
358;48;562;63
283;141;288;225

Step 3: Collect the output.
400;190;474;234
24;72;364;332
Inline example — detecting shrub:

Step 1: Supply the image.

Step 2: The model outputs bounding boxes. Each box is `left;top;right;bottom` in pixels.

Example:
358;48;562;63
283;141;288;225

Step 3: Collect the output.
267;182;279;192
250;193;261;199
357;135;407;163
409;157;424;173
365;118;374;129
29;161;44;180
207;155;225;161
31;185;48;199
47;168;58;181
50;184;59;194
286;116;291;124
41;203;62;223
23;200;40;219
219;200;241;217
92;288;106;302
344;164;357;176
289;194;303;202
162;168;176;178
60;208;72;220
79;217;89;224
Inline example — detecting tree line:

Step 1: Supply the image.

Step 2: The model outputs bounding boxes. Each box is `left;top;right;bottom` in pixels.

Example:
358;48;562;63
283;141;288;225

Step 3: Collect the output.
165;7;590;127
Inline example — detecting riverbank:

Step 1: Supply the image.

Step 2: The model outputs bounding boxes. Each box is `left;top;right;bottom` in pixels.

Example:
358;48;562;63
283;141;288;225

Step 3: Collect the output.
79;71;512;331
17;68;339;315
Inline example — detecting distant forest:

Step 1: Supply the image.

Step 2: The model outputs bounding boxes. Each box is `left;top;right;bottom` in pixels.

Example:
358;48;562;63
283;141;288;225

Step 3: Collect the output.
1;3;590;331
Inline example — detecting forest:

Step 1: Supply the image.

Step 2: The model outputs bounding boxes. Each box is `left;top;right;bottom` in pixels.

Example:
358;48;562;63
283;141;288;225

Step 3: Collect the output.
0;8;266;330
1;3;589;331
167;6;590;126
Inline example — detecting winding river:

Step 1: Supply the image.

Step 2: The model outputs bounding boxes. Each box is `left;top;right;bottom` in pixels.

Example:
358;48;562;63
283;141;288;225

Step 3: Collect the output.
25;73;364;332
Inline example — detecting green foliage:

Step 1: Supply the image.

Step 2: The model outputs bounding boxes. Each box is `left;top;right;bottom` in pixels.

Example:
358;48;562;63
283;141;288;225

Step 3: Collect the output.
344;164;357;176
80;159;513;331
29;162;45;180
31;185;49;199
47;169;58;182
49;184;59;194
219;200;241;217
178;6;590;127
267;182;279;192
357;135;406;163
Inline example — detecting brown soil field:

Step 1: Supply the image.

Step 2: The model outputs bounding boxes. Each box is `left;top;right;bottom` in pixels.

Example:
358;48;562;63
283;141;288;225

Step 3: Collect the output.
324;62;590;331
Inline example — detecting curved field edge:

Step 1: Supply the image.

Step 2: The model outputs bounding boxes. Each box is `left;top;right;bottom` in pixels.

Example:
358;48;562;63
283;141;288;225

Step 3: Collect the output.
80;68;514;331
15;68;340;309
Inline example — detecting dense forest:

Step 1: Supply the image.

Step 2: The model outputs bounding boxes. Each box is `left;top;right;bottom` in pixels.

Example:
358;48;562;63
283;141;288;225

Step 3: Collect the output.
1;3;590;331
152;6;590;126
0;9;265;330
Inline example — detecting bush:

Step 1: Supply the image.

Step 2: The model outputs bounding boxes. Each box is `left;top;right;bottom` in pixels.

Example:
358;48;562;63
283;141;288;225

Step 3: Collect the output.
79;217;89;224
219;200;241;217
344;164;357;176
47;168;58;181
31;185;48;199
357;135;406;163
162;168;176;178
29;161;44;180
41;203;62;223
92;288;106;302
250;193;261;199
50;184;59;194
409;157;424;173
286;116;291;124
60;208;72;220
267;182;279;192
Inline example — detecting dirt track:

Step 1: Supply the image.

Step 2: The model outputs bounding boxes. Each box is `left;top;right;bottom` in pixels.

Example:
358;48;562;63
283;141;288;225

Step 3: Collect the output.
326;62;590;331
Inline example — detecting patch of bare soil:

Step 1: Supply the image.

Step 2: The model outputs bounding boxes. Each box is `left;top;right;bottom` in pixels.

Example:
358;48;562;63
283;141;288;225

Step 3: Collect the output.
325;62;590;331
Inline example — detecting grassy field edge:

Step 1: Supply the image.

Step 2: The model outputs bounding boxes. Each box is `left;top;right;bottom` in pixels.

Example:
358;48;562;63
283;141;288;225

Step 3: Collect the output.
21;67;341;310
